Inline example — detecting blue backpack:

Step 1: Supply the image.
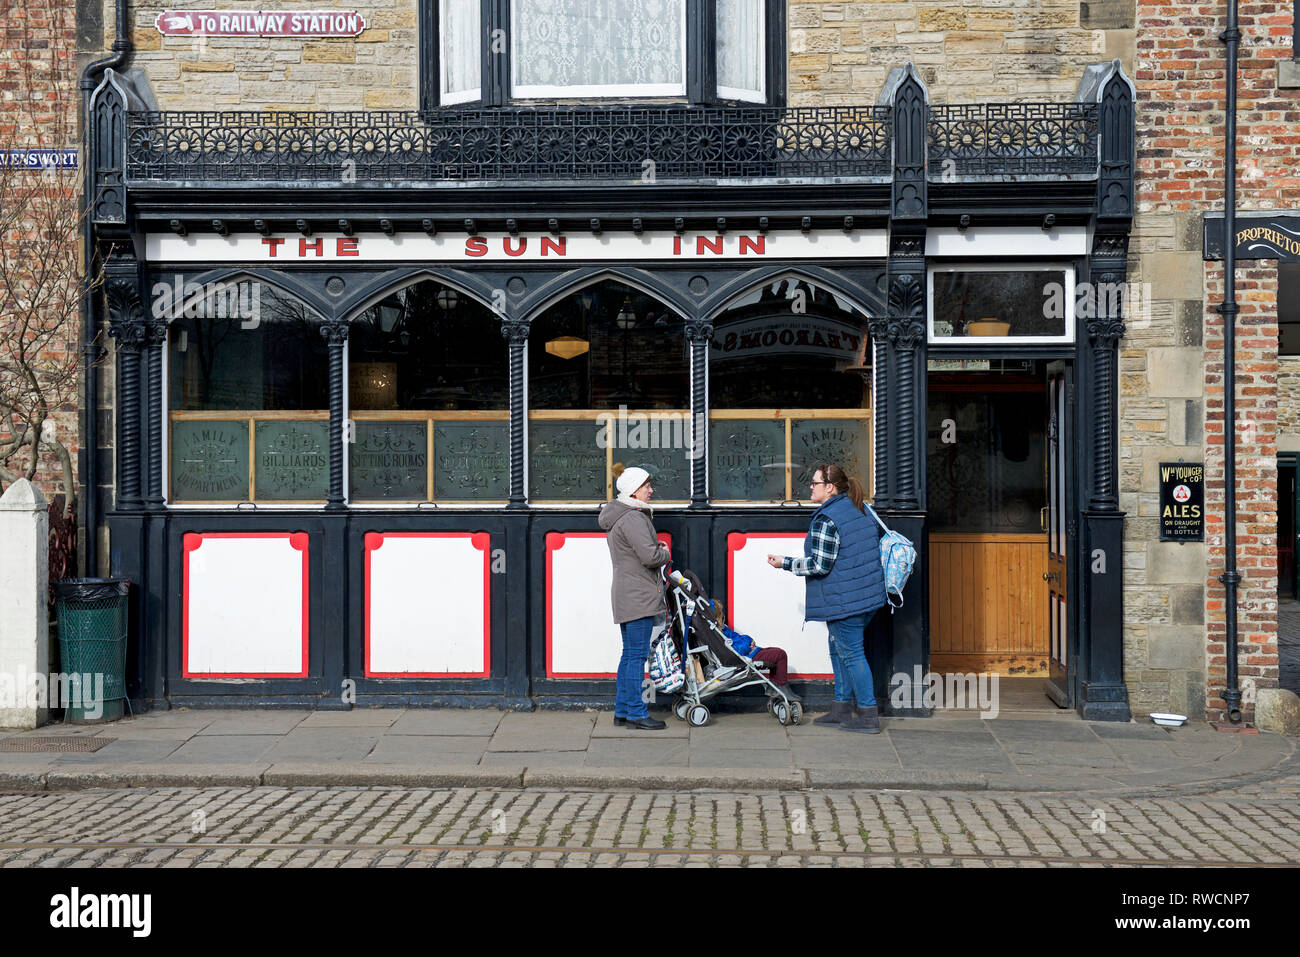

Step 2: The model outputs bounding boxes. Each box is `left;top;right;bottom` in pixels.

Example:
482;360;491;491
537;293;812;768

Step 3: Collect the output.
864;503;916;611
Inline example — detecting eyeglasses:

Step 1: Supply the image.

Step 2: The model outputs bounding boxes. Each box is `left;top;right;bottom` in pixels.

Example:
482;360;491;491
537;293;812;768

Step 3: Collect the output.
810;480;833;488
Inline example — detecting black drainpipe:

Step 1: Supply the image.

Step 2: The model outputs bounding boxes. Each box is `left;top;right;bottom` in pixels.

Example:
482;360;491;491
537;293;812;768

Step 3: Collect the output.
1218;0;1243;723
79;0;131;575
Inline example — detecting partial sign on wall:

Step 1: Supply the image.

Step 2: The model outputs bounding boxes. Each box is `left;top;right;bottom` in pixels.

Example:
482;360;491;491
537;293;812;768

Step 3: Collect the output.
1204;212;1300;262
154;10;367;37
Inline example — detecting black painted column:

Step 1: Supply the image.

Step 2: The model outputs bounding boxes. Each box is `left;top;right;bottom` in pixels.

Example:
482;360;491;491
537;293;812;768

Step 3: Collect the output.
685;319;713;507
105;268;145;512
320;320;349;511
1078;61;1136;721
503;319;529;508
141;317;170;709
877;62;931;714
1080;242;1131;721
144;319;167;509
867;316;890;509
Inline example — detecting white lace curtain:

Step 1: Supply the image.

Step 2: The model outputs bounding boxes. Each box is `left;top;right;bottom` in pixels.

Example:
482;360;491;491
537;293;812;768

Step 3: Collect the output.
511;0;686;97
717;0;765;102
441;0;482;103
439;0;765;103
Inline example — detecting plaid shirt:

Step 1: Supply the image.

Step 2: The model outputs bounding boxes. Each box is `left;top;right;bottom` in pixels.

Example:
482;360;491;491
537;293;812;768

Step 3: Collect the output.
782;515;839;577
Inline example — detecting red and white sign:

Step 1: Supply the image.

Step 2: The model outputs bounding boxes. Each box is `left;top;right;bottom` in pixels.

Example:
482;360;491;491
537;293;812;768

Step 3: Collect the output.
155;10;367;37
146;230;889;263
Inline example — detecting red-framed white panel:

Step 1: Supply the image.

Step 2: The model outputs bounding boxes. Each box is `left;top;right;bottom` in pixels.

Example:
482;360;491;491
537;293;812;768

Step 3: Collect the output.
182;531;309;678
545;530;670;678
727;532;833;678
364;531;491;678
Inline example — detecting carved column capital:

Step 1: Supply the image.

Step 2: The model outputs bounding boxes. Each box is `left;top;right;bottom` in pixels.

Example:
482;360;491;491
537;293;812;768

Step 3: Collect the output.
684;321;715;344
500;319;530;345
1086;316;1126;347
320;320;350;346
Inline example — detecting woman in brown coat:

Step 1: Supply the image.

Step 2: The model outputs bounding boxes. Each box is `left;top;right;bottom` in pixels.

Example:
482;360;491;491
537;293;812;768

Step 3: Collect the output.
598;464;670;730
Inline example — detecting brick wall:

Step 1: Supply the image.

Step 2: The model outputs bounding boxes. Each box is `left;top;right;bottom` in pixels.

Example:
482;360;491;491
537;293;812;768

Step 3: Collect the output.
1131;0;1297;721
0;0;82;511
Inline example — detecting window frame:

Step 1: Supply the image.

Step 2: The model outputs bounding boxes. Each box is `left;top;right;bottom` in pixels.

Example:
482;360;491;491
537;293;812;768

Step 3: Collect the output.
927;262;1077;347
419;0;786;110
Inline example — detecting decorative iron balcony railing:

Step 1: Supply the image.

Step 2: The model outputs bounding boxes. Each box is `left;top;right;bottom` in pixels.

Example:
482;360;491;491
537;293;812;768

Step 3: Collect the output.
927;103;1098;178
122;102;1099;186
125;106;894;185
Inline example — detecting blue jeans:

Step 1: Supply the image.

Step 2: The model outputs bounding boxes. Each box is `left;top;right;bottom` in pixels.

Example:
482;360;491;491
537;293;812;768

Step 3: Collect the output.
827;633;850;702
826;612;876;708
616;616;655;720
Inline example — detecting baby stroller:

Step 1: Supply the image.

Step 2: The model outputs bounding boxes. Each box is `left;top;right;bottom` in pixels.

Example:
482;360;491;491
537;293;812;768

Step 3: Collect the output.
660;568;802;728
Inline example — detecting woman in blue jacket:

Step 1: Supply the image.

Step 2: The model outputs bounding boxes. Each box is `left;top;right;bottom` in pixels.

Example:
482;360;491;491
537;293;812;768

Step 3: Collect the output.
767;463;887;733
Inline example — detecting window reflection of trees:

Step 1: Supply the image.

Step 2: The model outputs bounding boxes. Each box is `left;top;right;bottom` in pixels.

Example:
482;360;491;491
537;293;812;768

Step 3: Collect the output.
170;286;327;411
349;282;506;411
528;281;688;411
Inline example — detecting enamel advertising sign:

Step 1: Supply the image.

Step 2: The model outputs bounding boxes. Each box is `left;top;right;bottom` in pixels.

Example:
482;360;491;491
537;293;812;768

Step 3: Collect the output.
154;10;367;37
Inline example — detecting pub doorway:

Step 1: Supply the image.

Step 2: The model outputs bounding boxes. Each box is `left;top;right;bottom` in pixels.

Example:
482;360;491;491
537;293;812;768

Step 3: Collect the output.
926;360;1070;709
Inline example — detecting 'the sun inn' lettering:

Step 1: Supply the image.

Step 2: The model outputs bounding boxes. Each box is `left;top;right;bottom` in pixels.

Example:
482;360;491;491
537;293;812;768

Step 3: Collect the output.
258;235;768;259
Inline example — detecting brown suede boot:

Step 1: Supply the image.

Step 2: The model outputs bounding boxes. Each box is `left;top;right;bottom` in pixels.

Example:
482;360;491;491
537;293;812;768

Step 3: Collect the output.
839;704;881;734
813;700;853;726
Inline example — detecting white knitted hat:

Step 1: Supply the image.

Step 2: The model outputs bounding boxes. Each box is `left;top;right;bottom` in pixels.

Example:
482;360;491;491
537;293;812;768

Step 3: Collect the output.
615;466;651;497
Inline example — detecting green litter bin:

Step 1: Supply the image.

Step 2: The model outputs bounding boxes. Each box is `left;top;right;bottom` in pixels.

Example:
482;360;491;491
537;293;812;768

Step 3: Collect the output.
53;578;131;722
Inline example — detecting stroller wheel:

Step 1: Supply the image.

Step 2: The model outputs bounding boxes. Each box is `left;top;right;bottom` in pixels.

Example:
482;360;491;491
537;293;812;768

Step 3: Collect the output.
766;697;777;716
674;698;689;721
687;704;710;727
774;701;791;726
789;701;803;725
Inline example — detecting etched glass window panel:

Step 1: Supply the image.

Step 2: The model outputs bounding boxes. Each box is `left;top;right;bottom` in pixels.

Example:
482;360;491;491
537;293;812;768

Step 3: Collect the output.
350;421;429;501
709;419;785;501
530;421;607;500
791;419;871;492
254;420;330;502
434;421;509;500
170;420;249;502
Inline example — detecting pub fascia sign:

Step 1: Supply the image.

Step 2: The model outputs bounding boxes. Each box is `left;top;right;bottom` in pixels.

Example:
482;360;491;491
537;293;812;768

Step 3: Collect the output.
155;10;367;37
1203;211;1300;262
146;230;889;262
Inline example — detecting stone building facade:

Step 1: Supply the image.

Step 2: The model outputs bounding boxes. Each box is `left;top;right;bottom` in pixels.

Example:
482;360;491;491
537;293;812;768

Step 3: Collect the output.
71;0;1295;719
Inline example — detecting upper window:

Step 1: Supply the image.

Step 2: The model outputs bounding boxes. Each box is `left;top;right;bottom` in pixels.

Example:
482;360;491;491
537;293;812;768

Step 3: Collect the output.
427;0;780;108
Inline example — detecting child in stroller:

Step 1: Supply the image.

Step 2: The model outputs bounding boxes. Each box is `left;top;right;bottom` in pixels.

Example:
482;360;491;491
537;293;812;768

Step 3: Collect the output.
661;568;802;727
706;600;794;698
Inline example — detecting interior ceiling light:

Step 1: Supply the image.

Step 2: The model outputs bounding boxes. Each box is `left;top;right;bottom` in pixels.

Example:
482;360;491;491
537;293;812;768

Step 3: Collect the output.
545;336;590;360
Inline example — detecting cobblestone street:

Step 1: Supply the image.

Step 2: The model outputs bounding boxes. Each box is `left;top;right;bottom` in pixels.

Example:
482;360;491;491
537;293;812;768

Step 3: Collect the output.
2;775;1298;867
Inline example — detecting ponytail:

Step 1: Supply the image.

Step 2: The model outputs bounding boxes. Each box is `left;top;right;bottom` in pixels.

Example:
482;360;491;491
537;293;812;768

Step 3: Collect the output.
816;463;865;513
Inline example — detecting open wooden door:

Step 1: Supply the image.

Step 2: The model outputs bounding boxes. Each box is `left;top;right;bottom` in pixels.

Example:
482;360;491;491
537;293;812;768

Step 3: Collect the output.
1045;361;1073;707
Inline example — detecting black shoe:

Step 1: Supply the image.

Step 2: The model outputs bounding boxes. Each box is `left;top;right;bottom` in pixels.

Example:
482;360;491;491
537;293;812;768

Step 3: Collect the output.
839;705;882;734
613;717;627;726
626;717;667;730
814;700;853;726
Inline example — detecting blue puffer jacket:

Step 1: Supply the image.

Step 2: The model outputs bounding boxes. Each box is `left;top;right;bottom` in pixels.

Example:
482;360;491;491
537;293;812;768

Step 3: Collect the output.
803;493;887;622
